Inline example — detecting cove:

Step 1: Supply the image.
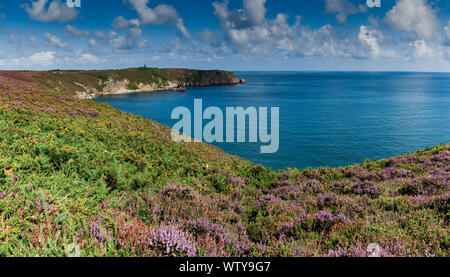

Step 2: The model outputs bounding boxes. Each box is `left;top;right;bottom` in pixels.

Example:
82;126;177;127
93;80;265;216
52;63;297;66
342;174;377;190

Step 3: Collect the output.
95;71;450;170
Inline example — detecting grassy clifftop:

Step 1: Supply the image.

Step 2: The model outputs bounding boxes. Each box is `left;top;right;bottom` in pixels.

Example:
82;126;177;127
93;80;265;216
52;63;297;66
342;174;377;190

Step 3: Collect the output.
0;71;448;257
1;68;239;99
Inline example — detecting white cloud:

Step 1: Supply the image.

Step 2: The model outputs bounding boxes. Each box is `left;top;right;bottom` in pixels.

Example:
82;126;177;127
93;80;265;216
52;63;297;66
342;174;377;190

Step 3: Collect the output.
213;0;269;30
109;32;127;49
359;26;382;57
45;33;69;49
295;24;367;58
383;0;438;39
212;0;301;54
88;38;97;46
211;0;367;59
22;0;78;23
325;0;365;24
113;16;141;30
64;25;90;37
295;25;338;56
409;40;436;59
243;0;267;26
124;0;189;37
199;29;223;48
74;50;101;63
358;26;395;58
109;28;147;51
94;30;108;40
13;51;56;67
79;53;99;63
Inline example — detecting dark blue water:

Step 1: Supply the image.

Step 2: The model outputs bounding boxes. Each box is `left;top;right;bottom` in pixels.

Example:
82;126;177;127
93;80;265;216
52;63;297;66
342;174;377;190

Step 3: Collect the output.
95;72;450;170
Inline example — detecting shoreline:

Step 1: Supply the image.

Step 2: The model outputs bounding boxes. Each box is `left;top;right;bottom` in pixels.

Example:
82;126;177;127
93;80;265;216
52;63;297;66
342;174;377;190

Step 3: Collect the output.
88;82;243;100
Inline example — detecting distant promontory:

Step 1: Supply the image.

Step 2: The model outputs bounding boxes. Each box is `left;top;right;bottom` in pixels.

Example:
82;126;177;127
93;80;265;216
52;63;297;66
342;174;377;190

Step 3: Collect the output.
0;68;240;99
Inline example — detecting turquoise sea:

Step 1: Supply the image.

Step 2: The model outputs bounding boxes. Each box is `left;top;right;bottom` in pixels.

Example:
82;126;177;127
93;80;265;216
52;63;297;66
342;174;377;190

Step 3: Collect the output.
96;72;450;170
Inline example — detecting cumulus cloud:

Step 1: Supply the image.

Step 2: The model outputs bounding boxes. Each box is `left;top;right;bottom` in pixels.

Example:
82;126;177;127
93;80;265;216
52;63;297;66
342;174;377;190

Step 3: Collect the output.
74;50;101;63
243;0;267;26
325;0;366;24
109;28;147;51
13;51;56;67
383;0;438;39
295;25;340;57
124;0;189;37
295;24;371;58
22;0;78;23
199;29;223;48
211;0;368;59
10;50;101;68
45;33;69;49
213;0;269;30
212;0;302;54
208;0;405;61
113;16;141;30
86;29;146;51
64;25;90;37
358;26;395;58
409;39;436;59
359;26;382;57
93;30;108;40
78;53;100;63
88;38;97;47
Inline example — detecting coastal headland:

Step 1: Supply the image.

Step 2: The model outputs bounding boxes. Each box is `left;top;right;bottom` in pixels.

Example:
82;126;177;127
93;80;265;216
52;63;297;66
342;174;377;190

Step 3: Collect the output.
0;67;241;99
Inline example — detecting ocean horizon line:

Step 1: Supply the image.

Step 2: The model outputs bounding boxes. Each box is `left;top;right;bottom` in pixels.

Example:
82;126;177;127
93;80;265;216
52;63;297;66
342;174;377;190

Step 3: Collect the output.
3;68;450;74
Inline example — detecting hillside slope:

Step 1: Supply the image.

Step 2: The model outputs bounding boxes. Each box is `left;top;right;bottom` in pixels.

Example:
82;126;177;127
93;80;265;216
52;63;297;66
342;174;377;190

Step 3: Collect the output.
0;71;448;257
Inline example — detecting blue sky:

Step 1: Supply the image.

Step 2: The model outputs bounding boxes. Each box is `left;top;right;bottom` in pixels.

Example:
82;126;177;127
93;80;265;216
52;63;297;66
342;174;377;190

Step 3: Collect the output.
0;0;449;71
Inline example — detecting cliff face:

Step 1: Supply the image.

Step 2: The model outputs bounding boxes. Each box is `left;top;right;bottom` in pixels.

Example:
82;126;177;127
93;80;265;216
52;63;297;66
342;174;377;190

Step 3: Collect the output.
0;68;240;99
170;69;240;87
73;78;182;100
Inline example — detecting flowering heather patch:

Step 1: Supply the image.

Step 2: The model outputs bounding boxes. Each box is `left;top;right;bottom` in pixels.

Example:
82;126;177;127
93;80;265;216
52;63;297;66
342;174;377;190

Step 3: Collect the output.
0;71;448;257
351;180;380;199
317;192;338;208
151;224;197;257
379;167;411;180
314;210;335;232
327;240;407;257
43;107;56;114
228;176;245;186
88;217;111;244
